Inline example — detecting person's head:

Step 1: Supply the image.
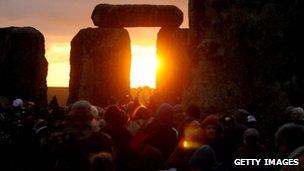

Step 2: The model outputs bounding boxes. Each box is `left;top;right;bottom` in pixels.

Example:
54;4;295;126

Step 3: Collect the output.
104;105;128;126
243;128;259;147
290;107;304;122
234;109;249;124
189;145;218;171
131;106;150;120
91;105;99;120
12;98;24;109
187;104;201;119
246;115;257;127
70;100;93;124
154;103;174;126
90;152;115;171
285;106;294;115
173;104;185;127
275;123;304;156
48;96;59;109
183;121;205;149
0;96;10;109
220;115;236;130
202;115;221;142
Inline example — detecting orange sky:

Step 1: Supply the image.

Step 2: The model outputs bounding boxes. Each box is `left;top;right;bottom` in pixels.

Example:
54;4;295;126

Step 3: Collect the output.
0;0;188;87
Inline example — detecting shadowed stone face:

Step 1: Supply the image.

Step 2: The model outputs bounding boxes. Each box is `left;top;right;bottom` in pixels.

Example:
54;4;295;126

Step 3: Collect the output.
156;28;189;104
0;27;48;106
184;0;303;117
68;28;131;106
91;4;183;27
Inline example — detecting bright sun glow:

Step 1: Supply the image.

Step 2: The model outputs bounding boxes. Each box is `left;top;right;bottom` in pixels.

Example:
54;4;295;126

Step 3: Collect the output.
46;42;70;87
130;45;158;89
47;63;70;87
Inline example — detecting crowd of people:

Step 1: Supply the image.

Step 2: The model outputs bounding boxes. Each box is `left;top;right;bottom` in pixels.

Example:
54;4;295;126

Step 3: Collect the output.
0;95;304;171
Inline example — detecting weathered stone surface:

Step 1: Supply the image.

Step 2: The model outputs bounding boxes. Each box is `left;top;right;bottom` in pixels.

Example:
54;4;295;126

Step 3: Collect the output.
91;4;183;27
188;0;206;65
156;28;189;104
184;0;304;122
67;27;131;106
0;27;48;106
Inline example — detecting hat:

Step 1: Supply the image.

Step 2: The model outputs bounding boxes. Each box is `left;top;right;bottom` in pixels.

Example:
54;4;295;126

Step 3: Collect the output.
202;115;220;128
247;115;257;122
235;109;249;124
12;99;23;108
220;115;235;127
91;105;99;119
244;128;259;138
70;100;93;122
71;100;92;112
291;107;304;121
157;103;174;116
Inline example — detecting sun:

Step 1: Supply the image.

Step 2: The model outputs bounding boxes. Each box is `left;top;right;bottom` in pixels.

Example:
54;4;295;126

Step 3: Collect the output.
130;45;159;89
46;42;70;87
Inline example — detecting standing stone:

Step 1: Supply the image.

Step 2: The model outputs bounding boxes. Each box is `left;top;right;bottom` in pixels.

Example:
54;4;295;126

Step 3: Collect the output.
184;0;304;124
0;27;48;106
156;28;189;104
91;4;183;27
188;0;206;64
68;27;131;106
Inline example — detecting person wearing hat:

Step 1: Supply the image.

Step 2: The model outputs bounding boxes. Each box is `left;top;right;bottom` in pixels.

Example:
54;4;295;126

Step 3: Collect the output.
245;115;257;128
219;114;248;169
102;105;132;170
12;98;24;109
201;115;230;166
201;115;222;144
55;100;114;171
234;109;249;125
11;98;26;119
144;103;179;159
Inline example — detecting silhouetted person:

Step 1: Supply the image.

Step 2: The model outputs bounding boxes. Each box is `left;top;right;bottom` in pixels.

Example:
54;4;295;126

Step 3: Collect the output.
236;128;266;158
201;115;229;165
276;123;304;170
178;104;200;133
48;96;65;118
55;100;113;171
290;107;304;125
145;103;178;159
49;96;59;109
128;106;152;135
90;152;116;171
189;145;218;171
102;105;132;170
